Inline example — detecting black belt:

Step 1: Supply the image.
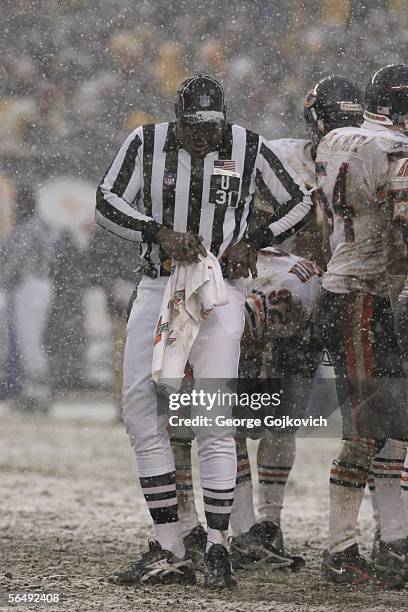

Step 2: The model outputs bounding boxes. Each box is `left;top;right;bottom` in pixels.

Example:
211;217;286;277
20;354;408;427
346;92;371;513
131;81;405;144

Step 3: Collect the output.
141;259;173;278
150;260;228;278
143;259;228;278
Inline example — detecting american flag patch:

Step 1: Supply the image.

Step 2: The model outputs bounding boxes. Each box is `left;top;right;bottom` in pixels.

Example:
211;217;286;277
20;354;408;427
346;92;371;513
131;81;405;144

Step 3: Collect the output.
214;160;235;172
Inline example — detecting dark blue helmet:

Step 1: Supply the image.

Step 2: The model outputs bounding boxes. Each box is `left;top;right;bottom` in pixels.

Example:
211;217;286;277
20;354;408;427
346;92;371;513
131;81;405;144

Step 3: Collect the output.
365;64;408;128
304;75;363;147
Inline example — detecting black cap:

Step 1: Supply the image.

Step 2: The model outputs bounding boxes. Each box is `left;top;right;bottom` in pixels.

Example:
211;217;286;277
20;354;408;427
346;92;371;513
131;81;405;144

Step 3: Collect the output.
176;75;226;126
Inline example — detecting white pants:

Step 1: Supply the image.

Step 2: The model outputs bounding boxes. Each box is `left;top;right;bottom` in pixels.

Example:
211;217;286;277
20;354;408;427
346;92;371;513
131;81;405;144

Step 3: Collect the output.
123;275;246;489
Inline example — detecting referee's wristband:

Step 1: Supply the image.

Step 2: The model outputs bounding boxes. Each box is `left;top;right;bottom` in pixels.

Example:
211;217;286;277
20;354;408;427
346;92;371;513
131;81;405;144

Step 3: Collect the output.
246;226;274;251
142;220;163;243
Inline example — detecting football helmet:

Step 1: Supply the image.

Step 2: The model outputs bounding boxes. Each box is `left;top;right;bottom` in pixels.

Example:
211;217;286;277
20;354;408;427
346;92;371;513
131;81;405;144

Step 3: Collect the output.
364;64;408;129
304;75;363;148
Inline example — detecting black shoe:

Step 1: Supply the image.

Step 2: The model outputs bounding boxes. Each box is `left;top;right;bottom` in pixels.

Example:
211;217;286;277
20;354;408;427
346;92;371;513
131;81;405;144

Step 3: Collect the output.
109;541;196;586
204;543;237;589
375;539;408;582
322;543;403;589
322;545;371;586
230;521;305;572
183;525;207;570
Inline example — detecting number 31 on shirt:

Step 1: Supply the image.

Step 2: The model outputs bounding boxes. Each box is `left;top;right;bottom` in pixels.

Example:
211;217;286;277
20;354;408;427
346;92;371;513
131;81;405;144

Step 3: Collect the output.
209;173;240;208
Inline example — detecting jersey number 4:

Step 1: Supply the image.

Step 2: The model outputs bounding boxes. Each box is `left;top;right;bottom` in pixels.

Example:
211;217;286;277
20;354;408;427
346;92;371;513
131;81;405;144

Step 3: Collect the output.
332;162;355;243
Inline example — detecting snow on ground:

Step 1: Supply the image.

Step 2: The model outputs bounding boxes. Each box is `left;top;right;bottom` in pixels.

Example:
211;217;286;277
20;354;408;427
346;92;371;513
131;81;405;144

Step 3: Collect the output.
1;400;406;611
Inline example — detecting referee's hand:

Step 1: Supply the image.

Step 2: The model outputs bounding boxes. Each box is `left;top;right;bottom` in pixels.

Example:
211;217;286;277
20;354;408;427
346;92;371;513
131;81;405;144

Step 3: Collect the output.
222;240;258;279
156;228;207;263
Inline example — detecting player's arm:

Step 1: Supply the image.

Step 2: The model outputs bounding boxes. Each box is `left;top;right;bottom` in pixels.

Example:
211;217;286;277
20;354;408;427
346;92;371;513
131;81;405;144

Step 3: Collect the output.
96;127;206;262
96;127;162;243
247;138;314;250
313;183;333;267
240;295;266;364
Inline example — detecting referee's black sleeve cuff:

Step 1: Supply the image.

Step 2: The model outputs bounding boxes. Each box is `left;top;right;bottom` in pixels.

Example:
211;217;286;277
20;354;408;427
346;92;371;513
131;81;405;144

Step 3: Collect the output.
247;226;274;251
142;220;163;243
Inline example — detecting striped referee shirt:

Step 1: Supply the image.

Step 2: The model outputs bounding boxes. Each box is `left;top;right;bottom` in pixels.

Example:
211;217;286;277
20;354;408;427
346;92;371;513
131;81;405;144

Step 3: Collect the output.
96;121;313;262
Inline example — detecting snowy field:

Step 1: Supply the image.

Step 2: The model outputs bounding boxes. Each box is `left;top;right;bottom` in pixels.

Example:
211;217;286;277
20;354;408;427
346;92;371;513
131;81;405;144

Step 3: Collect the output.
1;399;407;612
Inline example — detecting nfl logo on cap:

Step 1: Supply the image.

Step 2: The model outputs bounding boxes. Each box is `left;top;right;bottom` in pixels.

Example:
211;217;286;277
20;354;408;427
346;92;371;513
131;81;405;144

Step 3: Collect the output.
199;95;211;108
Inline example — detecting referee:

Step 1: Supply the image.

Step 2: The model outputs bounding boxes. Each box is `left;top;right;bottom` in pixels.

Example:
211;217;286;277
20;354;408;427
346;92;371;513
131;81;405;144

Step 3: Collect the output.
96;75;313;589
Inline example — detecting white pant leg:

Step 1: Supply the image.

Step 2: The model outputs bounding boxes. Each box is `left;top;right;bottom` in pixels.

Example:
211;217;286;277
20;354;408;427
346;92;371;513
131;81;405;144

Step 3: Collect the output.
189;280;245;378
123;276;175;477
189;280;246;490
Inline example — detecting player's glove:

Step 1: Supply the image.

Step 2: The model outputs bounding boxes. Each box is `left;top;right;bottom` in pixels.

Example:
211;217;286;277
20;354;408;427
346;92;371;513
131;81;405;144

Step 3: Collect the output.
221;239;258;280
155;227;207;263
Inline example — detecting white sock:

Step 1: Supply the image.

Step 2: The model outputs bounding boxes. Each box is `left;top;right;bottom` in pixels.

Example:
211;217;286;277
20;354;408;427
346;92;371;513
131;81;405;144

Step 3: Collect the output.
257;433;295;526
155;522;186;558
367;471;381;540
172;440;200;537
328;440;371;553
199;434;236;543
230;438;256;536
372;439;408;543
206;528;229;551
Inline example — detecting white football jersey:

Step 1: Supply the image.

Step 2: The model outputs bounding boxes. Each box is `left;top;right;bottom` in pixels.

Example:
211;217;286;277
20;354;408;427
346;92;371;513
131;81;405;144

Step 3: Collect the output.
267;138;317;257
245;247;322;339
388;156;408;305
389;156;408;227
268;138;315;189
316;120;408;294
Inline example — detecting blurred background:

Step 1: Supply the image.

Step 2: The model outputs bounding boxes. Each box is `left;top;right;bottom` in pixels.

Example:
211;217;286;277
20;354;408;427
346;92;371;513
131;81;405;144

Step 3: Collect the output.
1;0;407;413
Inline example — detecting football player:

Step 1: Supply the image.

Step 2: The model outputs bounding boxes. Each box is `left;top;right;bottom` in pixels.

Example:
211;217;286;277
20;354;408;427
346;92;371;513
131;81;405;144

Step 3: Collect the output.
227;78;365;572
229;246;322;571
254;114;325;267
378;66;408;541
169;246;323;571
313;66;408;587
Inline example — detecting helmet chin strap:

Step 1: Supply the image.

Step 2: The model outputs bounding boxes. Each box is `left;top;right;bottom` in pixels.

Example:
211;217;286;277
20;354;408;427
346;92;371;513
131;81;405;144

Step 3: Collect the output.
317;119;325;133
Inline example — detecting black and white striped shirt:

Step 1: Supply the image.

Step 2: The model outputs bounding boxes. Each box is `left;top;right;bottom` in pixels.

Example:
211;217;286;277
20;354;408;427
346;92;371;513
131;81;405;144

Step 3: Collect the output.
96;121;313;262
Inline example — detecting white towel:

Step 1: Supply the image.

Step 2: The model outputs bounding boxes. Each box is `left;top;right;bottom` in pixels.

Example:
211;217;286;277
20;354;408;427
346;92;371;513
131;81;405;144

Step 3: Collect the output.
152;252;229;392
